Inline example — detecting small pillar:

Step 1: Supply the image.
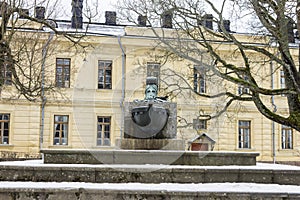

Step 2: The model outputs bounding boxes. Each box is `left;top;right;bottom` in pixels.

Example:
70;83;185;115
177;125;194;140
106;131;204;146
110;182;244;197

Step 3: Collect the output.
162;10;173;28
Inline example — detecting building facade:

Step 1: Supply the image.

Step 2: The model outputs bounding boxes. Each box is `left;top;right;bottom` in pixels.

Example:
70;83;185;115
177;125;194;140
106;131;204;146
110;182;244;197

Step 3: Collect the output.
0;11;299;163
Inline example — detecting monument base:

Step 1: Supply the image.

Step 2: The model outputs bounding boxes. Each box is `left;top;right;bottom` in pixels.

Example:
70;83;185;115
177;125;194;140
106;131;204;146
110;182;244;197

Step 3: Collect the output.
116;138;185;150
40;149;259;166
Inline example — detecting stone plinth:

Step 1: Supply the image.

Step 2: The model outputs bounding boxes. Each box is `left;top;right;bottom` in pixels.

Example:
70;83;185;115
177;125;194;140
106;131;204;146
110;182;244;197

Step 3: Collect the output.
116;138;185;150
124;101;177;139
41;149;259;166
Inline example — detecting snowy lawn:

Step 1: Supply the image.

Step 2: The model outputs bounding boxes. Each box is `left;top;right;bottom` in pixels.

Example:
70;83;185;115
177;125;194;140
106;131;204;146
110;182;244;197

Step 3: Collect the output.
0;159;300;170
0;181;299;194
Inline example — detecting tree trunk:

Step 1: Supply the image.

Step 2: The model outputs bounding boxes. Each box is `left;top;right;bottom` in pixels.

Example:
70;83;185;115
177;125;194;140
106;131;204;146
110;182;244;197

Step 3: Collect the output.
297;0;300;71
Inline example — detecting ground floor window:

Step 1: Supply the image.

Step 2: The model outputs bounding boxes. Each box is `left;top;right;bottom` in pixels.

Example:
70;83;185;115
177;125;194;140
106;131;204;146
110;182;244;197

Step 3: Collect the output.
0;114;10;144
281;125;293;149
238;120;251;149
97;116;111;146
53;115;69;145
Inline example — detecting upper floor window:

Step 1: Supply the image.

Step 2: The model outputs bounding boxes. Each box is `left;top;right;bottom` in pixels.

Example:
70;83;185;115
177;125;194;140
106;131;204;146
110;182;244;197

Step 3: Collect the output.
1;55;12;85
98;60;112;89
281;125;293;149
53;115;69;145
238;120;251;149
238;75;251;95
194;66;206;94
97;116;111;146
0;114;10;144
280;70;286;89
56;58;70;88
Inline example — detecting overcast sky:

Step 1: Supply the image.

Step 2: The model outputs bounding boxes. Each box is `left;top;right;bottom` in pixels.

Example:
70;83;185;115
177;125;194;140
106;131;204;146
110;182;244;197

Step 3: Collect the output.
23;0;116;23
42;0;249;33
57;0;117;22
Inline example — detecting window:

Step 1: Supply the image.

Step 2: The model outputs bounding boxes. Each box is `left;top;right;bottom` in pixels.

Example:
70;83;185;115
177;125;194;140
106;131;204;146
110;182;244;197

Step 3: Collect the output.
98;60;112;89
281;125;293;149
56;58;70;88
193;119;207;130
0;55;12;85
238;75;250;95
147;62;160;81
194;66;206;94
280;70;286;96
280;70;286;89
97;116;111;146
0;114;10;144
238;120;251;149
53;115;69;145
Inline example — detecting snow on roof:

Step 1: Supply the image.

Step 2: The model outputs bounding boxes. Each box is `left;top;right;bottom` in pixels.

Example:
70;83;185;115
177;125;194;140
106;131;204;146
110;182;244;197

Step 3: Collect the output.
54;21;126;36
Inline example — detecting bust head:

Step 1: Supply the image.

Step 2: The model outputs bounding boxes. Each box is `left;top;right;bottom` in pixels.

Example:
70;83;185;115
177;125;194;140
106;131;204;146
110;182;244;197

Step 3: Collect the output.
145;84;158;100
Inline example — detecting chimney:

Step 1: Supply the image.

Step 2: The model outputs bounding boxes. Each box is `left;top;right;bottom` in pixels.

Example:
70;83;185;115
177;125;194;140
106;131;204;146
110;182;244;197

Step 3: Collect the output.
19;9;29;19
224;20;230;32
219;20;231;32
35;6;45;19
71;0;83;29
199;14;213;30
105;11;116;25
162;10;173;28
287;18;295;43
138;15;147;27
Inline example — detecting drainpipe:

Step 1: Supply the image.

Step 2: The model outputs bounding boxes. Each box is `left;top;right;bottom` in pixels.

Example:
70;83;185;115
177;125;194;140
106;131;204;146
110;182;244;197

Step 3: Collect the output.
40;32;54;154
118;36;126;141
270;60;277;164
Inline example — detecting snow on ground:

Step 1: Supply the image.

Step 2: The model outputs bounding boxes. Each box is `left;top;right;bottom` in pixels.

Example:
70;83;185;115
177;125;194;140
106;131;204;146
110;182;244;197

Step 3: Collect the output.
0;181;299;194
0;159;300;170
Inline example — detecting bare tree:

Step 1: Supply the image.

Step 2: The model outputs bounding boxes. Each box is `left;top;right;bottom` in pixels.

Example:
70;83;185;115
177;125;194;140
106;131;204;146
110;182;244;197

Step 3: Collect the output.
118;0;300;132
0;0;98;101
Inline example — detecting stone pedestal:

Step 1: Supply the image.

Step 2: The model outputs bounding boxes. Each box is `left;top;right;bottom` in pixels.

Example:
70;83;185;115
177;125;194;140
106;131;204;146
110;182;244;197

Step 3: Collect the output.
40;149;259;166
124;101;177;139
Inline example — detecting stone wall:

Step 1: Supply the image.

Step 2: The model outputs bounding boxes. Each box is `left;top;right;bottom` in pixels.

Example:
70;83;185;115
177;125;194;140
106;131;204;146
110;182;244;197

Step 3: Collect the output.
0;188;299;200
41;149;259;165
0;162;300;185
0;151;41;161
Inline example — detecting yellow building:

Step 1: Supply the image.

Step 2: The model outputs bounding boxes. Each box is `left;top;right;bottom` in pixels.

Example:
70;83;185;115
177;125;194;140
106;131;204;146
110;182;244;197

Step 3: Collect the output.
0;9;299;164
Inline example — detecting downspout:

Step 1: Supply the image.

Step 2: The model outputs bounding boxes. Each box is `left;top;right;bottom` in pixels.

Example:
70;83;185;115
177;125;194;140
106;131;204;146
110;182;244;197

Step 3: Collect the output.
118;36;126;142
40;32;54;154
270;60;277;164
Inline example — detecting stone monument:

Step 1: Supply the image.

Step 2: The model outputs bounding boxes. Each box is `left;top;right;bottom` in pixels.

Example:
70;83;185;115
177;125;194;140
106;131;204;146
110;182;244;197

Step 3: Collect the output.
118;77;185;150
41;77;259;165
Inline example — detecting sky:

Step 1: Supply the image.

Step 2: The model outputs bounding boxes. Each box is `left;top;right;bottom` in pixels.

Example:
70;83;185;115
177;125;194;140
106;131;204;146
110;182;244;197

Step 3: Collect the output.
26;0;116;22
29;0;251;34
55;0;248;33
57;0;117;22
